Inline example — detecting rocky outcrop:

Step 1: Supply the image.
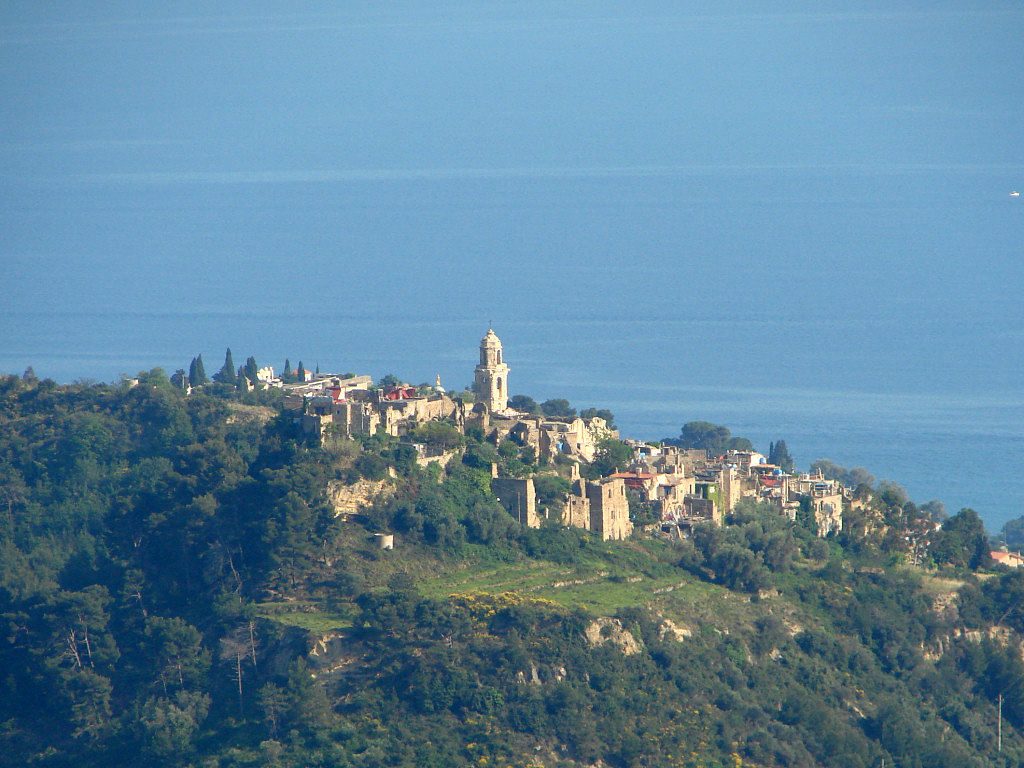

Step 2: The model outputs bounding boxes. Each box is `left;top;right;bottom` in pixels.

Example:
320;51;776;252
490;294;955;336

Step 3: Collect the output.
513;662;568;685
585;618;643;655
931;591;959;623
327;478;393;518
225;402;276;425
922;625;1022;662
657;617;692;642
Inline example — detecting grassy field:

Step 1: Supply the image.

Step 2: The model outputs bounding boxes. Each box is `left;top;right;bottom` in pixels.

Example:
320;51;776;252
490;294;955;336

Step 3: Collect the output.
256;600;353;634
416;540;742;619
260;531;806;636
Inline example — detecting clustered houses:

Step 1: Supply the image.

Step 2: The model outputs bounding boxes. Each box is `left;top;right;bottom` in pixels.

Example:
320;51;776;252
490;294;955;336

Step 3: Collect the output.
622;444;846;537
276;327;843;541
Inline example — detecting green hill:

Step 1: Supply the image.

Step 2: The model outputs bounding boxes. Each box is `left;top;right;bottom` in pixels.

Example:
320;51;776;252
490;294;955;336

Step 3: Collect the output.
2;370;1023;767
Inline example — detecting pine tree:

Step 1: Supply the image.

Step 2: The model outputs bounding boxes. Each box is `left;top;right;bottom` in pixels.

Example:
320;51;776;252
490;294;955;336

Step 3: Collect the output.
214;348;237;386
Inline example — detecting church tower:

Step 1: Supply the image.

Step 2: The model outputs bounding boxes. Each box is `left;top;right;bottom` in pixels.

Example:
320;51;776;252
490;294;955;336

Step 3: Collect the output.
474;328;510;412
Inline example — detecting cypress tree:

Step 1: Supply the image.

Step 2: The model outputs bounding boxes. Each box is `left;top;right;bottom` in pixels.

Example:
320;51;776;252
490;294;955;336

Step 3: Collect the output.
296;361;306;382
189;355;209;386
769;440;794;473
282;359;293;382
215;348;237;385
245;356;259;385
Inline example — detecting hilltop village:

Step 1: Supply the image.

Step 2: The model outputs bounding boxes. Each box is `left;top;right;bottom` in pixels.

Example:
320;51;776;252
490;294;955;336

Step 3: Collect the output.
253;329;848;543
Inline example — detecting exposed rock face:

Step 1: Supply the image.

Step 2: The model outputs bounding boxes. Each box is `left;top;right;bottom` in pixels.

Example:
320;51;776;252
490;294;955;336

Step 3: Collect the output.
922;626;1024;662
585;618;643;656
931;591;960;623
513;662;545;685
307;631;361;680
224;402;276;425
783;618;804;637
327;478;393;517
958;625;1014;646
657;617;692;642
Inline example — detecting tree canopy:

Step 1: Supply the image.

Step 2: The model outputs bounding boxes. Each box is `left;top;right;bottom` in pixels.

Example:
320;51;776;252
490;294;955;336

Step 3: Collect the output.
188;354;208;386
932;508;991;569
508;394;539;414
579;407;615;427
540;398;575;418
769;439;795;473
670;420;752;456
999;515;1024;552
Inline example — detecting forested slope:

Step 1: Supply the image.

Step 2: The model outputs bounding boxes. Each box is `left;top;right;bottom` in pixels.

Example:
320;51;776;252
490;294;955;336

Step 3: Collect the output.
2;371;1023;768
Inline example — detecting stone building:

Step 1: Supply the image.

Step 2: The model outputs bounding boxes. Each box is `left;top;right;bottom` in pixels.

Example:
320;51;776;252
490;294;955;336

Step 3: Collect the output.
373;390;458;437
502;414;617;464
474;328;510;413
723;449;768;473
491;462;632;541
492;476;540;528
586;477;632;541
563;478;593;531
720;465;745;517
787;473;844;537
299;382;457;441
283;374;372;411
544;464;590;532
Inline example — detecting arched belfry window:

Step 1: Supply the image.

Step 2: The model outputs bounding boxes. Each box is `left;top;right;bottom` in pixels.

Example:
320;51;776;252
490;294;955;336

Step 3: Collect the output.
497;377;502;394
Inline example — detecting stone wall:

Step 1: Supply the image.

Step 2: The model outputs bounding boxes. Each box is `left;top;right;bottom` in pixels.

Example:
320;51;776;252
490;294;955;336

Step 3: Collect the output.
415;448;461;470
561;479;592;531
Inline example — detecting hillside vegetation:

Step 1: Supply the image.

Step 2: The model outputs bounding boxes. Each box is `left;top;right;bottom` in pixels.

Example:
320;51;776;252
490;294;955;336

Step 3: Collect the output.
2;370;1023;768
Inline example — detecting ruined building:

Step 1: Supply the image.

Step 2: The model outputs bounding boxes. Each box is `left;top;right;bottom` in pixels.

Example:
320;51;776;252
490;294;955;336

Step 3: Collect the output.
491;474;540;528
491;464;632;541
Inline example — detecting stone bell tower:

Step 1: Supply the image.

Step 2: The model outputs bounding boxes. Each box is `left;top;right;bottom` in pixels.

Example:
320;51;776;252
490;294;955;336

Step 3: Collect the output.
473;328;510;412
